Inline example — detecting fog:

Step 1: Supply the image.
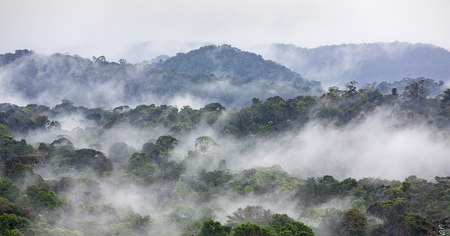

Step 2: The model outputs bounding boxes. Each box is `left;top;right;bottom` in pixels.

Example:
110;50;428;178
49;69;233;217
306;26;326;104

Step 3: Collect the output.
0;47;323;108
0;52;212;108
1;0;450;62
225;108;450;180
1;0;449;234
6;100;444;234
249;42;450;88
1;44;449;234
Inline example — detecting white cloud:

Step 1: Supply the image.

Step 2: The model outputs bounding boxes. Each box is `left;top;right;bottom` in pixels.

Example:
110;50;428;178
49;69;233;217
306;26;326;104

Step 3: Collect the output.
0;0;449;61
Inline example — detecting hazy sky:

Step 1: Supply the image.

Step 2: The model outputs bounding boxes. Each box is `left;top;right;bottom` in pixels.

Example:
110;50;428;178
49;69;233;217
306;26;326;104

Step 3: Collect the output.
1;0;449;60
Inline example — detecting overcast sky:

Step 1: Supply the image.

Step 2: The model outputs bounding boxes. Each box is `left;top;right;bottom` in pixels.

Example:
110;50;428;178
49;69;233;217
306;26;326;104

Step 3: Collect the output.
1;0;449;60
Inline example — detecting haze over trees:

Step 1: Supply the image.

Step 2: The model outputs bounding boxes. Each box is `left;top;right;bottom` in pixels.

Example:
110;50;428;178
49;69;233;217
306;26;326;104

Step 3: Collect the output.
0;45;321;108
0;44;449;235
255;42;450;87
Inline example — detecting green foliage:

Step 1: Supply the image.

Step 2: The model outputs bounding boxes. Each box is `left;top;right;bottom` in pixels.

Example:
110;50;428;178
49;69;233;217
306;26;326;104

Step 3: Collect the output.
5;164;44;187
224;96;316;136
0;178;21;201
1;139;34;163
377;77;443;97
1;78;450;138
26;185;62;210
126;104;194;131
200;170;233;188
200;220;228;236
227;206;273;226
0;124;13;144
195;136;218;153
0;198;28;219
127;136;184;184
0;213;30;235
368;224;386;236
171;105;201;133
403;212;433;236
230;165;298;195
343;81;358;98
56;148;112;176
0;79;450;236
402;80;430;105
268;214;315;236
198;215;314;236
108;212;153;236
0;103;55;133
26;226;79;236
327;86;342;98
299;208;343;235
182;220;203;236
367;198;407;234
315;85;385;124
232;222;271;236
368;198;406;220
156;135;178;152
339;208;368;236
297;175;356;207
202;102;226;112
3;228;24;236
127;153;159;183
351;198;367;213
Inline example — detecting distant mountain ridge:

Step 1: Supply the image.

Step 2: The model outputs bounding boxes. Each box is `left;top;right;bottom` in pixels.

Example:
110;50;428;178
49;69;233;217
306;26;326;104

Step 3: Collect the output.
255;42;450;86
0;45;322;108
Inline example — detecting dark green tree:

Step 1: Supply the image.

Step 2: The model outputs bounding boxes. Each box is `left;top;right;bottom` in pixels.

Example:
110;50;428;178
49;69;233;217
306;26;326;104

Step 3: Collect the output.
200;220;228;236
340;208;368;236
402;80;429;104
0;213;30;235
268;214;315;236
232;222;271;236
402;213;433;236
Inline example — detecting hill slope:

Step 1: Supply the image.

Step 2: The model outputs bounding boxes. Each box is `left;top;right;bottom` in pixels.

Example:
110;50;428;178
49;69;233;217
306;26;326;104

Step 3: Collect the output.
255;42;450;86
159;45;307;83
0;46;322;108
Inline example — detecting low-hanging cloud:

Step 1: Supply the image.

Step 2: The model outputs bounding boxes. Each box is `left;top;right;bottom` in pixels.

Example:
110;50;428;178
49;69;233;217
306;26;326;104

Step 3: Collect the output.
220;108;450;180
11;102;448;235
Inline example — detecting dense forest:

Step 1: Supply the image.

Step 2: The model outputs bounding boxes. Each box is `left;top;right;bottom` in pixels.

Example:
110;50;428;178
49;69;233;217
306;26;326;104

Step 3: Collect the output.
1;77;449;235
2;0;449;233
0;46;321;108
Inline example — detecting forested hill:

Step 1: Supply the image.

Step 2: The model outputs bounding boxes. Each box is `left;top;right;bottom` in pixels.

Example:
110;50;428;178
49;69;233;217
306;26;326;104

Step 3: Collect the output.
158;45;311;84
257;42;450;86
0;46;322;108
0;82;450;235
